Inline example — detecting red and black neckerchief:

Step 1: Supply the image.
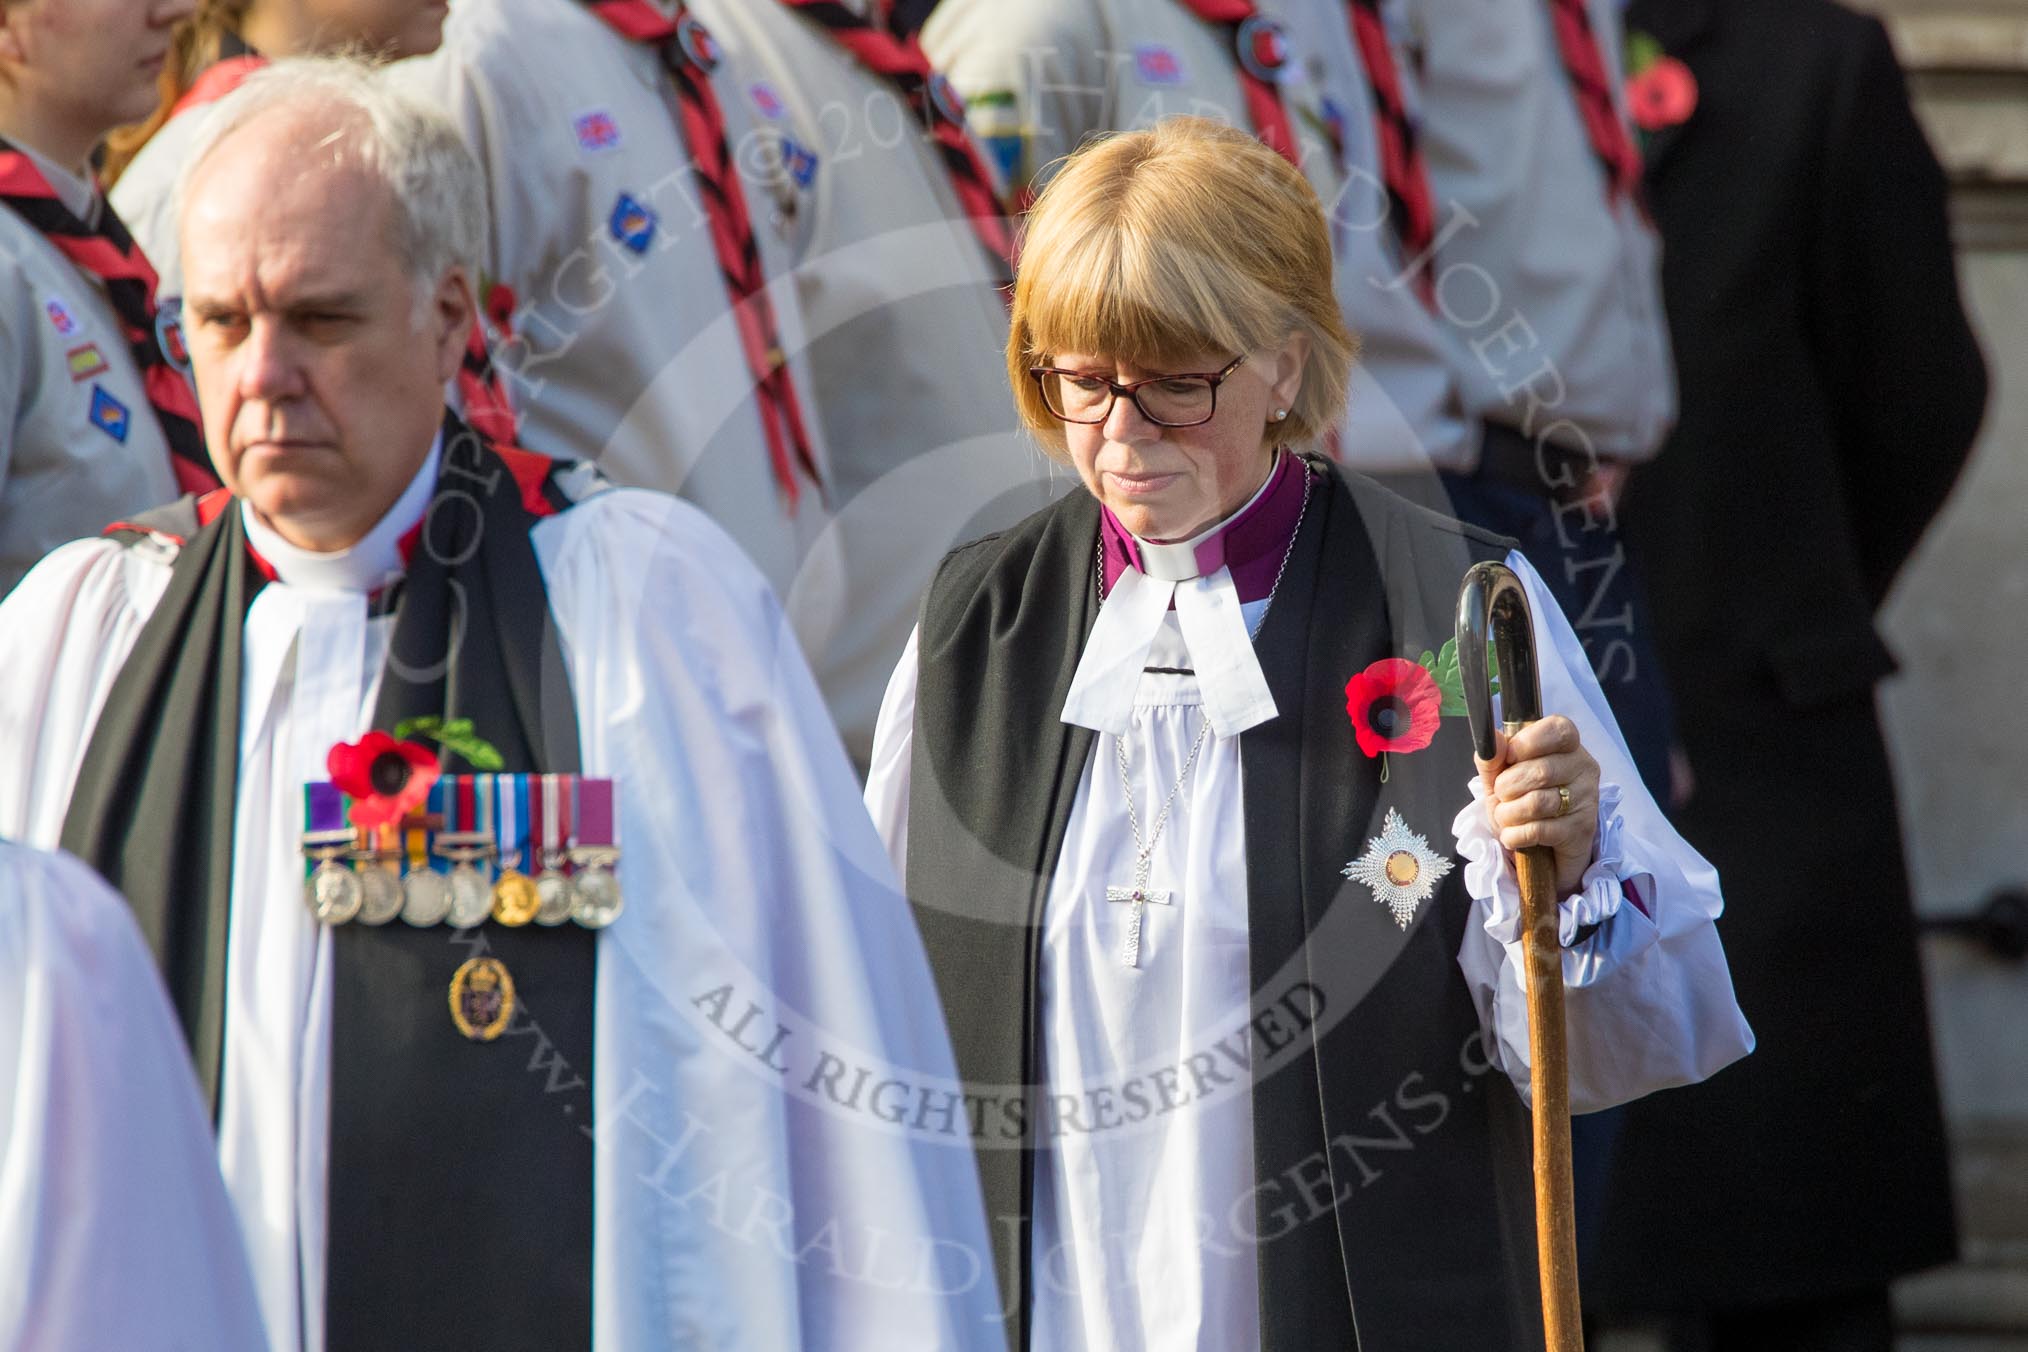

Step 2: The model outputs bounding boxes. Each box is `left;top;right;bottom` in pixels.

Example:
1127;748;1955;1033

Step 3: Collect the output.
1171;0;1302;163
584;0;823;509
168;51;527;449
1343;0;1438;307
0;142;218;496
771;0;1017;285
1544;0;1646;207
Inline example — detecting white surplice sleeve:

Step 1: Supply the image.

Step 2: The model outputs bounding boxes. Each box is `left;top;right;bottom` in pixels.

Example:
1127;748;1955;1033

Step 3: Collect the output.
863;625;919;887
1452;550;1754;1113
0;843;267;1351
534;492;999;1352
0;537;172;847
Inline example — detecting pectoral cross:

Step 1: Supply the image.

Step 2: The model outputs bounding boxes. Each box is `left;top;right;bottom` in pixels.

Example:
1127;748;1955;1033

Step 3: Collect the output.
1105;855;1173;968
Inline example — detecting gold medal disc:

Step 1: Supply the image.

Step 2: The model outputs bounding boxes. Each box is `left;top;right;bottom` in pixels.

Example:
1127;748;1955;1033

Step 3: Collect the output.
491;868;542;927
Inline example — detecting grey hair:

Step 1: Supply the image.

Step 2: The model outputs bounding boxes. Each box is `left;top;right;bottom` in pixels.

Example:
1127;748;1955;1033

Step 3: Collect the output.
175;55;486;313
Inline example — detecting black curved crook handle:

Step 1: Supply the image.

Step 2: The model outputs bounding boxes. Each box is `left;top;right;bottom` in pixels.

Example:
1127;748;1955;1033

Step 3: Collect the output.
1456;561;1545;762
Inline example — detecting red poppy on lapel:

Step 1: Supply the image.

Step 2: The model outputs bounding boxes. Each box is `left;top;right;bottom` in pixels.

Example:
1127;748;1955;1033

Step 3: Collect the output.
1627;54;1697;131
1344;658;1443;758
327;732;440;830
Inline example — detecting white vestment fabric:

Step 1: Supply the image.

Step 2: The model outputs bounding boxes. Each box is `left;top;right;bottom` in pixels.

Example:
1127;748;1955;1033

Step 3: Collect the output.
0;841;267;1351
0;456;999;1351
866;547;1754;1352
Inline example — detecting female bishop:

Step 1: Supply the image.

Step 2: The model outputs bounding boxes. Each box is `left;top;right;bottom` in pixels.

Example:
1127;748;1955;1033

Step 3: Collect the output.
865;117;1754;1352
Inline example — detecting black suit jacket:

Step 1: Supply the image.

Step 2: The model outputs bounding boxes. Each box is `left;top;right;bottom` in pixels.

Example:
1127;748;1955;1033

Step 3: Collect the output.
1599;0;1985;1308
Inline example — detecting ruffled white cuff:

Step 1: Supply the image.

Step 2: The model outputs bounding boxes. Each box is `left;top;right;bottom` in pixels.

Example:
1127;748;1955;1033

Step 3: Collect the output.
1451;778;1659;989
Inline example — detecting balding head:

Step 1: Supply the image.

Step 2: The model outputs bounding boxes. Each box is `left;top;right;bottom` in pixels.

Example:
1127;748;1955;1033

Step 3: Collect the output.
177;58;480;552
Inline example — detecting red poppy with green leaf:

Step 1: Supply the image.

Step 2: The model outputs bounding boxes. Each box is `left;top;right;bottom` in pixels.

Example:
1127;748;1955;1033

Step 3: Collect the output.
1624;30;1697;135
1344;638;1497;777
327;732;440;831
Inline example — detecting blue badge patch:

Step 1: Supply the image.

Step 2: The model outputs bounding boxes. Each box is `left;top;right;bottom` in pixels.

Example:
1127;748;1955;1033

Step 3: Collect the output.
88;386;131;443
609;193;658;255
780;136;819;189
1133;44;1186;85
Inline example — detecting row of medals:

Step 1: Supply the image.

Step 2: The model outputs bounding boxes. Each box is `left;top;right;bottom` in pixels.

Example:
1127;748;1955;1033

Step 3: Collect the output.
302;829;623;930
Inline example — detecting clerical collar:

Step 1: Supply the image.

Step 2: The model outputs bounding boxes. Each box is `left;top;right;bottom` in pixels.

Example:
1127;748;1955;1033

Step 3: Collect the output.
1099;450;1307;603
1065;452;1311;739
240;435;441;593
17;141;97;224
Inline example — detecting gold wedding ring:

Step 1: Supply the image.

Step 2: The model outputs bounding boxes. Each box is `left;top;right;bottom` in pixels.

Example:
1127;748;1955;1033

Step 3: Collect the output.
1555;785;1573;817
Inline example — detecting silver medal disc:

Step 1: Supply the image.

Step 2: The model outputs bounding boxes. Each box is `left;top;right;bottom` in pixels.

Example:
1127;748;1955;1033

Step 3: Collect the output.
570;866;624;929
357;866;406;925
306;860;364;925
401;868;454;927
447;865;493;929
533;869;574;926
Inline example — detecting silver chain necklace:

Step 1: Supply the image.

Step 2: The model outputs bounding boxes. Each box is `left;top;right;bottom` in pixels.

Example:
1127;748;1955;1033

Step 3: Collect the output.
1100;460;1313;967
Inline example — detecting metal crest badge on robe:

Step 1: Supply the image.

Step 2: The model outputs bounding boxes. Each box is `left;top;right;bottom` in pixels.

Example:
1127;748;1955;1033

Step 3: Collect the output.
1343;807;1454;929
449;956;517;1042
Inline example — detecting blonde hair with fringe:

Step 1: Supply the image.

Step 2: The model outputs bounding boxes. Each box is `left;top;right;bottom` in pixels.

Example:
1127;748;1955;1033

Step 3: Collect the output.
1008;116;1358;461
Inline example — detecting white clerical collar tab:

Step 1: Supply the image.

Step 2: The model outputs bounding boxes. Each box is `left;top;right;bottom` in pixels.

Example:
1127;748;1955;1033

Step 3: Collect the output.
1174;568;1277;736
1061;564;1280;738
1132;524;1220;583
1062;565;1171;735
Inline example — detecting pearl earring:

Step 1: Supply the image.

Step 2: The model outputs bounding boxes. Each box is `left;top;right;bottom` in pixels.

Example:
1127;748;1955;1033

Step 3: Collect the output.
1272;408;1288;422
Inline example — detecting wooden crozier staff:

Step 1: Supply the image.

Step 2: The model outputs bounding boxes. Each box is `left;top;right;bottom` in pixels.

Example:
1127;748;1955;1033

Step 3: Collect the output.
1456;561;1584;1352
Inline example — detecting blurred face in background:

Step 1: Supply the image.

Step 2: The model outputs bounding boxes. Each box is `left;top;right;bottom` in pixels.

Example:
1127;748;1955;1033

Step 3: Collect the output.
0;0;195;159
243;0;447;60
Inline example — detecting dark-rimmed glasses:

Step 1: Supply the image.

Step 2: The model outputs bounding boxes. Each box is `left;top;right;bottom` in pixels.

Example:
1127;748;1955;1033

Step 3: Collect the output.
1028;354;1248;428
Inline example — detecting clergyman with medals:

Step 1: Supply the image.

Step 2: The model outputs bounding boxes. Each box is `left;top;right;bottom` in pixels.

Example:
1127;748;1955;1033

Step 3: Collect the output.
0;57;996;1352
865;117;1756;1352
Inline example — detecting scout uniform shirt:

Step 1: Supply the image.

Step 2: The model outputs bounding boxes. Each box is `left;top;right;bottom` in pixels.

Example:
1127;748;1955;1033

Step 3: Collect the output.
400;0;1065;761
923;0;1476;474
1397;0;1675;462
0;147;175;594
